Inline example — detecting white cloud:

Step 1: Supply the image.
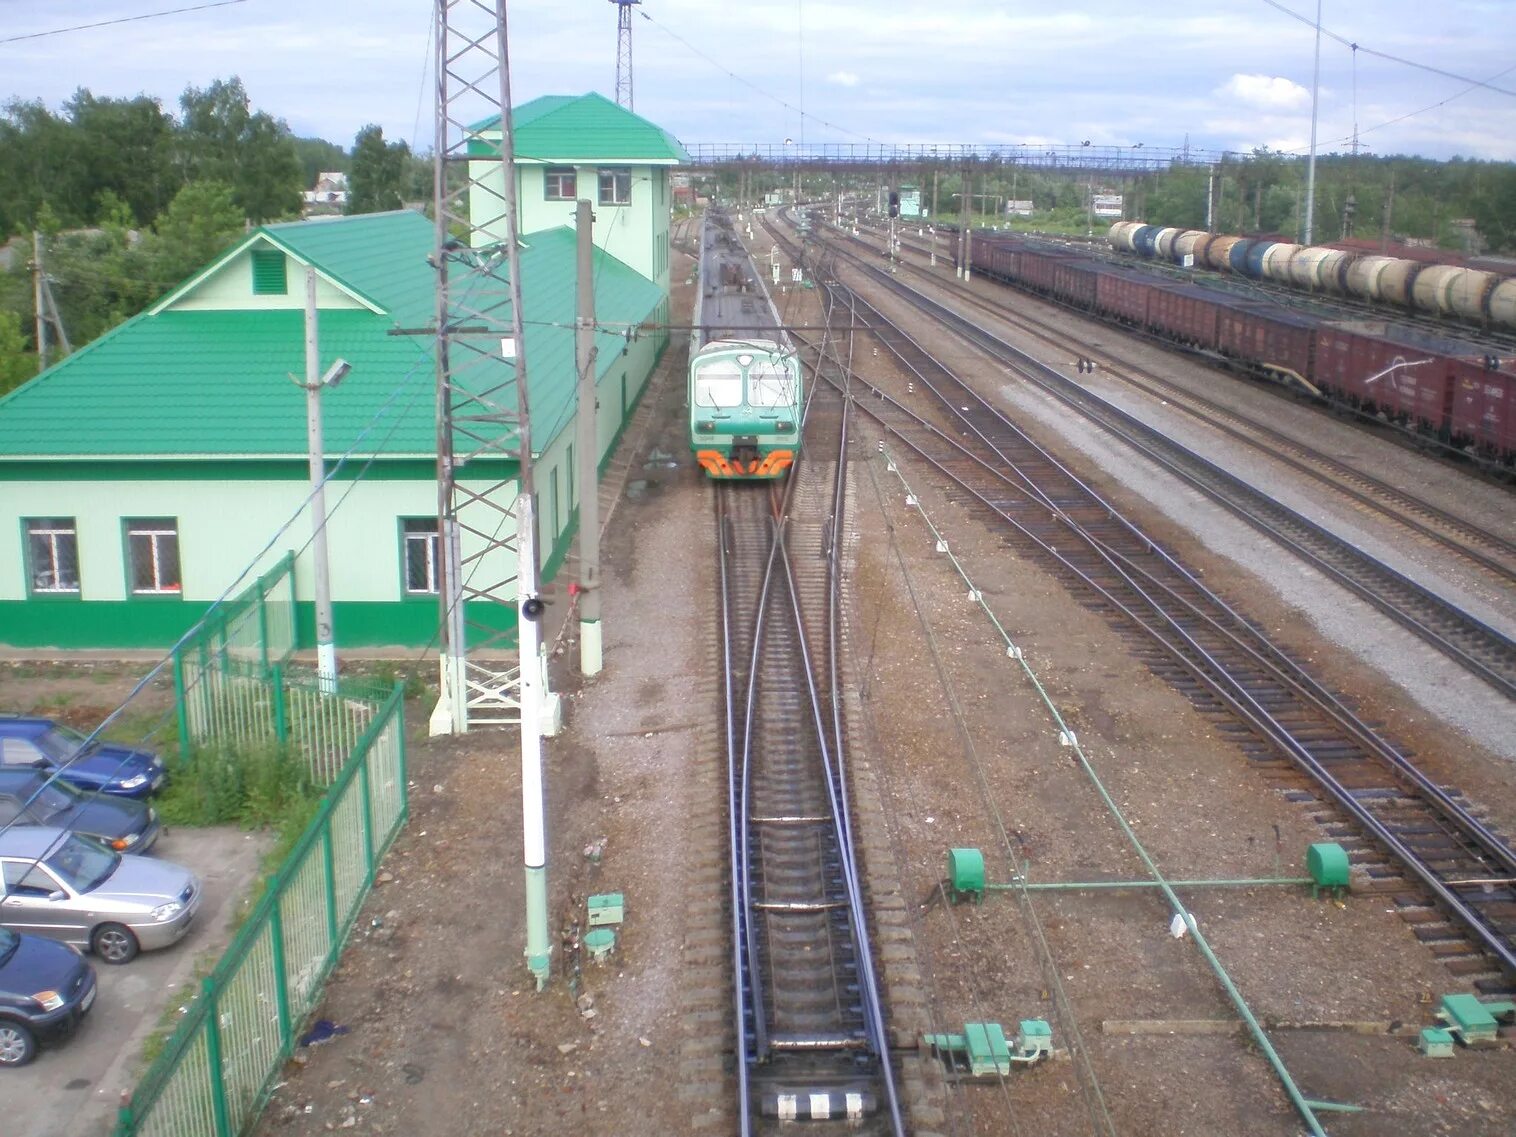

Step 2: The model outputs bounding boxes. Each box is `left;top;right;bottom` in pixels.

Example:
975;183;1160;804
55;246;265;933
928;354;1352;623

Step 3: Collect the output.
1218;74;1311;112
827;71;860;87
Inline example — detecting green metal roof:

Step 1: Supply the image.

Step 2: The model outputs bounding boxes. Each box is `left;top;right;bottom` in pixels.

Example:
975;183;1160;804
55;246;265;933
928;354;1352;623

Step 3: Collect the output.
471;92;690;164
0;212;664;462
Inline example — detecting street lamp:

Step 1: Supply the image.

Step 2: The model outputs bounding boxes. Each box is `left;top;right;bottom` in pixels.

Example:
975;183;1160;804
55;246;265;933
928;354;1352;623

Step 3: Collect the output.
293;266;350;693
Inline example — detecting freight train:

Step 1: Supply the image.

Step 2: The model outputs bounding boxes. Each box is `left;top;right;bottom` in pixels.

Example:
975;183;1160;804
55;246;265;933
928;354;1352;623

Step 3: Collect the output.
1108;221;1516;330
688;212;803;478
969;233;1516;467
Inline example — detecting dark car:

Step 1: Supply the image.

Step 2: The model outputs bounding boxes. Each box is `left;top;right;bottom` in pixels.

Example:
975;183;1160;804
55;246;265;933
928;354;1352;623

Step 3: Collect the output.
0;927;97;1066
0;717;165;799
0;769;160;853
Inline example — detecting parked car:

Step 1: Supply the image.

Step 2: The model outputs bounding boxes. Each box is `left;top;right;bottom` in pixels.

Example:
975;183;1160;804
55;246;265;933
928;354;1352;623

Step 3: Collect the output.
0;828;200;964
0;717;165;799
0;927;96;1066
0;769;161;853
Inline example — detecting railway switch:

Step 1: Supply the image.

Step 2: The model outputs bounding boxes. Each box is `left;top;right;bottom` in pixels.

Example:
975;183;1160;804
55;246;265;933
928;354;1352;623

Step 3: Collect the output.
1306;842;1350;898
1436;994;1516;1046
922;1020;1053;1077
1417;1028;1456;1058
947;848;986;904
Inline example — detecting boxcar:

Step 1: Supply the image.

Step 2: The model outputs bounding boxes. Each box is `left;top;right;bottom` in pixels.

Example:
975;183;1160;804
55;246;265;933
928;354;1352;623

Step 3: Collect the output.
1146;284;1224;349
1450;368;1516;457
1314;322;1455;429
1094;268;1156;327
1215;301;1319;382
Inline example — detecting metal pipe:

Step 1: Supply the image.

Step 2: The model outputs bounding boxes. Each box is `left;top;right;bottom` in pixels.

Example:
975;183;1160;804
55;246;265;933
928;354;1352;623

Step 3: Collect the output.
988;877;1314;892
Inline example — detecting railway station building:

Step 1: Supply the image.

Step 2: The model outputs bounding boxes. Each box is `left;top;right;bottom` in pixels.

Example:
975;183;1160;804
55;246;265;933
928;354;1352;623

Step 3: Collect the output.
0;95;688;652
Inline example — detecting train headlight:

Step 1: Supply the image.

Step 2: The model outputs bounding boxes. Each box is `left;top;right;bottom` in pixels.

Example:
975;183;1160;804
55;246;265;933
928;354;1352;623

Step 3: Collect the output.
776;421;794;432
698;421;716;433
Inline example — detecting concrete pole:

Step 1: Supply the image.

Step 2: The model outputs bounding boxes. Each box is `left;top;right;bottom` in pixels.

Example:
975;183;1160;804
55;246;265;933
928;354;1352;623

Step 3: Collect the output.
31;232;47;373
574;200;602;676
304;268;338;693
489;4;552;990
963;173;973;282
1303;0;1323;245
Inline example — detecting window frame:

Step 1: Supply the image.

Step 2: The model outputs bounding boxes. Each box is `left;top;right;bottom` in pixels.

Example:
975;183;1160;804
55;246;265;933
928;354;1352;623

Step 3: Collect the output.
22;516;80;597
597;166;632;206
123;517;182;597
543;166;577;201
400;517;441;596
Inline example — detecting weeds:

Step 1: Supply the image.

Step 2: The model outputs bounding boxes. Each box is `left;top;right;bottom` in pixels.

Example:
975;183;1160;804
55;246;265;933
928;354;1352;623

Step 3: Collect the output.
157;740;318;830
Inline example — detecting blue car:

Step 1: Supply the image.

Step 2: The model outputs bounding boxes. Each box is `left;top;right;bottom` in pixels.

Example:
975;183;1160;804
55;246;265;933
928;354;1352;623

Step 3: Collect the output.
0;717;165;799
0;927;97;1066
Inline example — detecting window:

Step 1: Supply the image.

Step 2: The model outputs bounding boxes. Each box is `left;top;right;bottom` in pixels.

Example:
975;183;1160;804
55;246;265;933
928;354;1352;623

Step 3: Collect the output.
402;519;440;595
598;167;632;206
125;518;181;595
544;166;577;200
250;249;287;295
748;362;796;408
694;361;743;408
24;517;79;594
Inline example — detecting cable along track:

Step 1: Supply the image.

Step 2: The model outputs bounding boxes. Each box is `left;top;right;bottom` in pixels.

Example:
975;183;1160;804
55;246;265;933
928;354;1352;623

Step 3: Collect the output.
786;244;1516;990
855;221;1516;587
717;304;905;1135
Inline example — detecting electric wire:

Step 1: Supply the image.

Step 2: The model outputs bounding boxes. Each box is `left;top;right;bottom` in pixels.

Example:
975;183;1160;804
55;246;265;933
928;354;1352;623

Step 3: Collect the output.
0;0;246;45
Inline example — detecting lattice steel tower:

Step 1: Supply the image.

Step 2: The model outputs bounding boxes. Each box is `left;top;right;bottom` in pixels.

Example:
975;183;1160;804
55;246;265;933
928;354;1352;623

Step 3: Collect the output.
430;0;543;736
611;0;641;109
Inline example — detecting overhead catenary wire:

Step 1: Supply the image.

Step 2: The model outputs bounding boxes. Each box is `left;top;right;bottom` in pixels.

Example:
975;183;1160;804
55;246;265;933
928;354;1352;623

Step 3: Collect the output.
0;0;247;45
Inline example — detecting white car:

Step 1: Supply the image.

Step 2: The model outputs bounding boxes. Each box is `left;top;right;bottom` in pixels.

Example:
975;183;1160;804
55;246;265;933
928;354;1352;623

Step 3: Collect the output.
0;827;200;964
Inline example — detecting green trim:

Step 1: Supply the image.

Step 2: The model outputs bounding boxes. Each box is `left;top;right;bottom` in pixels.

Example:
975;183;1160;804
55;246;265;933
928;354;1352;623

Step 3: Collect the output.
251;248;288;296
0;458;514;482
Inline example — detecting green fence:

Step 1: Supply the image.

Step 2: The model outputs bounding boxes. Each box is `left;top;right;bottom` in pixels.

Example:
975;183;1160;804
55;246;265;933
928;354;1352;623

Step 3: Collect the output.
173;553;298;764
113;682;408;1137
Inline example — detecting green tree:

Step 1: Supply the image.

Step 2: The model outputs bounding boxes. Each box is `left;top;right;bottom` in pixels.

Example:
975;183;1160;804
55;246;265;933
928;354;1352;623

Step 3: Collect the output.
0;309;34;394
346;124;408;214
64;90;177;225
178;77;301;223
292;135;348;189
137;180;245;293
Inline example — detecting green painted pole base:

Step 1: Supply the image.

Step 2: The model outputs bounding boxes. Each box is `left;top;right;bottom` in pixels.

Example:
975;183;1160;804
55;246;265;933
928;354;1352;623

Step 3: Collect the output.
525;863;551;990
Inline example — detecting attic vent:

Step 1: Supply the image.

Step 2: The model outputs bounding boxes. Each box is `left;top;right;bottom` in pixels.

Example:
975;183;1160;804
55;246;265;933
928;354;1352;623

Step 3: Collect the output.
251;249;288;295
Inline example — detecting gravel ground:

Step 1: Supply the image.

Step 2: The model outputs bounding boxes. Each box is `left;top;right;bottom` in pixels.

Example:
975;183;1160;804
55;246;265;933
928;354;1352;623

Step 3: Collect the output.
248;221;1516;1137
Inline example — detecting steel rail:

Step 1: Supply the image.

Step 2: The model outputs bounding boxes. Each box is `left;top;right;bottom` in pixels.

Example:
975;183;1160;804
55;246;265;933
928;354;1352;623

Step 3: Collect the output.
863;221;1516;582
783;241;1516;977
826;238;1516;700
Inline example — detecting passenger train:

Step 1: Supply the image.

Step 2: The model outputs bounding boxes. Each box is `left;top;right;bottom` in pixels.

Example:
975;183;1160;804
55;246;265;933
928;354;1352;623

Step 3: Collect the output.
688;211;803;479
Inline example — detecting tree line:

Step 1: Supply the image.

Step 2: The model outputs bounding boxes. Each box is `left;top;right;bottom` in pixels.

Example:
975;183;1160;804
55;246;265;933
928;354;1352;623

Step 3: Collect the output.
0;77;429;394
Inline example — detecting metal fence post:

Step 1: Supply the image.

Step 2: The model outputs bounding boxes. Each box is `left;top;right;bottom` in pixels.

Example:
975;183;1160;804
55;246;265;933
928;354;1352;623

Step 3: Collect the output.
358;749;374;881
321;823;339;961
266;880;293;1054
172;647;190;765
257;577;270;676
201;977;232;1137
272;664;289;745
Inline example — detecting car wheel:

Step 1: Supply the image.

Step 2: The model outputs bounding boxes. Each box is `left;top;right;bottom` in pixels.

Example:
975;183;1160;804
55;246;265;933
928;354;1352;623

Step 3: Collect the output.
92;923;140;964
0;1020;36;1067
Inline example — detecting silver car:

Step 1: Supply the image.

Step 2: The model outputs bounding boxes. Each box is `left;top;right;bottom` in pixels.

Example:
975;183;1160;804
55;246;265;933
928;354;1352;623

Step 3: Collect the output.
0;827;200;964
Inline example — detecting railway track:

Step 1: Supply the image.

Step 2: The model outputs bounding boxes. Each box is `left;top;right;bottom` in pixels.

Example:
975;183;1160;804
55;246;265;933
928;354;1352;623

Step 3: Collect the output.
844;218;1516;587
716;293;905;1134
797;220;1516;701
769;223;1516;994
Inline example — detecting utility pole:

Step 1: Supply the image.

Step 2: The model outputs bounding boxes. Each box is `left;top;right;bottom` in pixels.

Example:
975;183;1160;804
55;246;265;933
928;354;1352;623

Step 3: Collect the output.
575;199;603;676
301;267;345;693
31;233;47;374
1303;0;1323;244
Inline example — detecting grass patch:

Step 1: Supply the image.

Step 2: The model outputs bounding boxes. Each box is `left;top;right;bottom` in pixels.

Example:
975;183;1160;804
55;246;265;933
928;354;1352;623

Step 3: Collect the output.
136;951;217;1068
157;740;320;831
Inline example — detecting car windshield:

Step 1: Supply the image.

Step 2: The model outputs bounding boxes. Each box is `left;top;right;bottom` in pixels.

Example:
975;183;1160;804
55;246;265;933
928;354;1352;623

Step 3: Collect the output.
30;780;80;818
43;834;119;893
36;725;91;762
0;928;16;965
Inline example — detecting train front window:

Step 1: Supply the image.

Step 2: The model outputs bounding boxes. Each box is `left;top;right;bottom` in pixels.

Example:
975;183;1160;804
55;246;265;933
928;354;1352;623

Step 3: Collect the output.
695;362;743;408
747;361;795;408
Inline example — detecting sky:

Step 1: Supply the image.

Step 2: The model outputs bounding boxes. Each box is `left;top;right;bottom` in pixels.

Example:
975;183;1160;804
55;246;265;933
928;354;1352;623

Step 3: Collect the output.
2;0;1514;162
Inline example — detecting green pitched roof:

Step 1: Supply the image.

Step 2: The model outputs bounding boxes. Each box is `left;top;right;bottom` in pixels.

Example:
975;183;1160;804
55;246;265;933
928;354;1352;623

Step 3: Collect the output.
472;92;690;164
0;212;663;462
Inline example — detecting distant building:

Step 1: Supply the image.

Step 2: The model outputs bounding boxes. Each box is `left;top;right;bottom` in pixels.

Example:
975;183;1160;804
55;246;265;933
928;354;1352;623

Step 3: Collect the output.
302;172;350;213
